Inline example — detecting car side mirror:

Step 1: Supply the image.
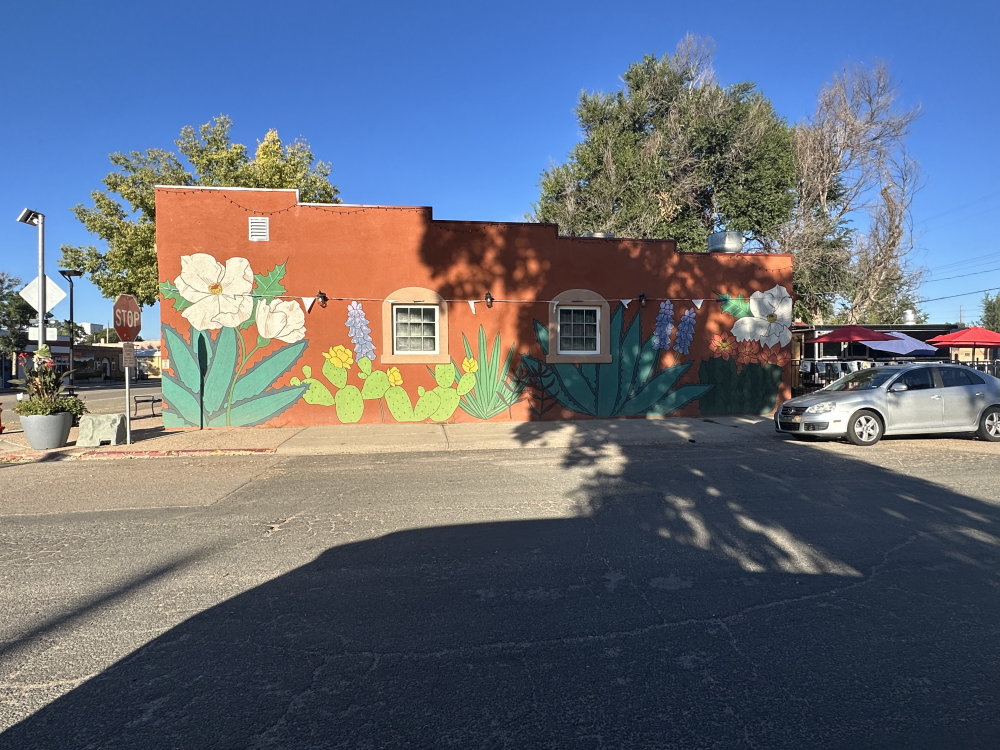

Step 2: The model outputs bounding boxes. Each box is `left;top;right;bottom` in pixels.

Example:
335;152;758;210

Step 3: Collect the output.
890;383;909;392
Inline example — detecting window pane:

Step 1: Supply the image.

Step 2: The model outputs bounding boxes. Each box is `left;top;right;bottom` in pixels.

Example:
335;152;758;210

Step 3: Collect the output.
558;306;599;353
393;304;438;355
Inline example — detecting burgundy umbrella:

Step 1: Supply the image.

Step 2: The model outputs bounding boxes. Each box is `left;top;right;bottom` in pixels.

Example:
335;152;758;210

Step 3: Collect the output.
805;325;897;344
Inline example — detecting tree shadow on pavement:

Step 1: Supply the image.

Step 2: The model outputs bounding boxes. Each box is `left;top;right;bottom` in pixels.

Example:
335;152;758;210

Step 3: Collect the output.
3;431;1000;749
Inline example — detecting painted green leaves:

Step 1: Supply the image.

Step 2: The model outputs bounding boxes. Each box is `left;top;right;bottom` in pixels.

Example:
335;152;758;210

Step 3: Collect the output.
520;305;710;417
162;324;306;427
458;328;523;420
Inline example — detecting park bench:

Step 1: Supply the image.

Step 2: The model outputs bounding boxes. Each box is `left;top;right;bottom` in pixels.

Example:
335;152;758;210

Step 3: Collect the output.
132;395;162;417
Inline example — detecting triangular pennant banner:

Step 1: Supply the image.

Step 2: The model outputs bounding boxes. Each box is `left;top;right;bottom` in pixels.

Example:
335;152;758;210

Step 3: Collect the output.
302;296;316;313
620;298;632;308
468;300;477;315
692;299;704;309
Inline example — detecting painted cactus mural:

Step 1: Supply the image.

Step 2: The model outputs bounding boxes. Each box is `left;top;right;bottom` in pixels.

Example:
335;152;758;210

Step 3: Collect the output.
458;328;524;420
159;254;308;427
698;285;792;415
290;301;479;423
519;304;711;417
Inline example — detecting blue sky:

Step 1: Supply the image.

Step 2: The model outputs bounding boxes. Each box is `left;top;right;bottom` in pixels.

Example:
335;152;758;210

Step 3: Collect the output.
2;0;998;340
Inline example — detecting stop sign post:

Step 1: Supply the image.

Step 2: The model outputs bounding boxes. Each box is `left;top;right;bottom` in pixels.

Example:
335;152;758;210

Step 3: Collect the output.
113;294;141;342
113;295;141;445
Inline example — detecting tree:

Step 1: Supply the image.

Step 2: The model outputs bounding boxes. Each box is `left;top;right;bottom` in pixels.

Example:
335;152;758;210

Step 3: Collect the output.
62;116;340;306
768;64;922;323
57;319;86;343
0;272;33;359
81;328;122;345
981;293;1000;332
532;36;797;254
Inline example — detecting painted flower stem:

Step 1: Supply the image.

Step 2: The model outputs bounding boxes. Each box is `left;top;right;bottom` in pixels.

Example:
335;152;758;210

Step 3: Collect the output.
225;333;265;425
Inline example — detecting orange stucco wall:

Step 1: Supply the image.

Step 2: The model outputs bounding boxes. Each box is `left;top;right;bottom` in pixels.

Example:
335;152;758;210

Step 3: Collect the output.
156;187;793;427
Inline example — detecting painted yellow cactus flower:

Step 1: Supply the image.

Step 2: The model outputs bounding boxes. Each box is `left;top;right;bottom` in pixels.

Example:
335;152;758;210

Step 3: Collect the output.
323;345;353;369
387;366;403;387
462;357;479;374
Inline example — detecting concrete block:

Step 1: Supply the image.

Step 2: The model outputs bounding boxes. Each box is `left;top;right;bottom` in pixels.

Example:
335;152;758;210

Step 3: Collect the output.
76;413;127;447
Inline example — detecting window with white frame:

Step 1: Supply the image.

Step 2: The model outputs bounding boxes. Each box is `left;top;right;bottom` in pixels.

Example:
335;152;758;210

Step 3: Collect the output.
546;289;611;364
381;287;450;364
558;306;600;354
393;305;439;354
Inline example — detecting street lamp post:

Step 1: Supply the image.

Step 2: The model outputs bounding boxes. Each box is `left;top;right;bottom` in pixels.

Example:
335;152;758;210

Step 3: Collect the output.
16;208;46;349
59;269;84;389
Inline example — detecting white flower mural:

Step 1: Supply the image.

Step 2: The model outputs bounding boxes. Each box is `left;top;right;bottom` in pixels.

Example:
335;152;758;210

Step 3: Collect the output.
731;284;793;348
256;298;307;343
174;253;254;330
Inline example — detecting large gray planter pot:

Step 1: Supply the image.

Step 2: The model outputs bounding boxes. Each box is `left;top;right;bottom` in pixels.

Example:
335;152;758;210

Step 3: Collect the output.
20;412;73;450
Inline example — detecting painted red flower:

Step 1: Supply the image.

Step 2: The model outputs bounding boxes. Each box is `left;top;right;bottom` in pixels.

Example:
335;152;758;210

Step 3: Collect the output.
735;340;760;372
758;344;791;368
709;331;738;360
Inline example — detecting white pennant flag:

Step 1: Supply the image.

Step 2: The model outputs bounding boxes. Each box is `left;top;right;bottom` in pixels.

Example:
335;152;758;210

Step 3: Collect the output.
692;299;704;309
621;298;633;308
468;300;477;315
302;296;317;313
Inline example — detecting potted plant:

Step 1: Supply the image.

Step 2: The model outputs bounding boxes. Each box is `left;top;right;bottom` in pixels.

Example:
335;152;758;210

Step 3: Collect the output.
10;346;87;450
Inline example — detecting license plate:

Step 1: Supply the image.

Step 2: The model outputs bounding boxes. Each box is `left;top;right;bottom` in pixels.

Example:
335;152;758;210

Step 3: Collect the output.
792;415;801;423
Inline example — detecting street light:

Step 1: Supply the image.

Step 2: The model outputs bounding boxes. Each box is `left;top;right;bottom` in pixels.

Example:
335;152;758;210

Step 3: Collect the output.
16;208;46;349
59;268;84;389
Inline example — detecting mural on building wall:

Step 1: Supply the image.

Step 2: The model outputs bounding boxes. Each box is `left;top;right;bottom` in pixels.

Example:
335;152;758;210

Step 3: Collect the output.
518;303;712;418
458;328;524;420
698;284;792;415
158;252;790;425
159;253;308;427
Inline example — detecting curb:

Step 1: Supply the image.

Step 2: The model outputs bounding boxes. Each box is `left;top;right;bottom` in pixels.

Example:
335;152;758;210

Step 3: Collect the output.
1;447;277;463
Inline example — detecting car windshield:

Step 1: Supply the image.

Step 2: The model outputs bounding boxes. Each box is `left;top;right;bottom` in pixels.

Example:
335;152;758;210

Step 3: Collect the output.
824;367;901;391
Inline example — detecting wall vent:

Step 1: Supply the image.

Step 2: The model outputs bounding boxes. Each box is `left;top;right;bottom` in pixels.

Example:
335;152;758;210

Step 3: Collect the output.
249;216;269;242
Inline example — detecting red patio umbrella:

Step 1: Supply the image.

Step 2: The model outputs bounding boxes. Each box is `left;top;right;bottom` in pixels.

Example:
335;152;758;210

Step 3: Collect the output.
805;325;897;343
926;326;1000;362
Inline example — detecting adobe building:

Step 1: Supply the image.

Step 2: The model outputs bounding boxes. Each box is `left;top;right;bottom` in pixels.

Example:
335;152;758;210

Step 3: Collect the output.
155;187;794;428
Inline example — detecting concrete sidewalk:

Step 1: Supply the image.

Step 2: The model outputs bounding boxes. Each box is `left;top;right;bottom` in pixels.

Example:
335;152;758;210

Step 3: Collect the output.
0;415;773;462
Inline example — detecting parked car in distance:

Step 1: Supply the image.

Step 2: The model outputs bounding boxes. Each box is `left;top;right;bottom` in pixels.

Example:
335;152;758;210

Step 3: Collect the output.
775;363;1000;446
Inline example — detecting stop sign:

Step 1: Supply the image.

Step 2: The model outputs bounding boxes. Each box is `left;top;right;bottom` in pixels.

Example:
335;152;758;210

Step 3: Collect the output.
113;294;142;342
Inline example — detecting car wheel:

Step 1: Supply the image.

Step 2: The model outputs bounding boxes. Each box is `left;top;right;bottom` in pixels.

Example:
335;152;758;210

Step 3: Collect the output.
977;406;1000;442
847;409;883;446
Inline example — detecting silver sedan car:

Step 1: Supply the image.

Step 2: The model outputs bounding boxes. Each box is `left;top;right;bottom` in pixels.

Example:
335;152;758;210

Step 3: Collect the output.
775;363;1000;445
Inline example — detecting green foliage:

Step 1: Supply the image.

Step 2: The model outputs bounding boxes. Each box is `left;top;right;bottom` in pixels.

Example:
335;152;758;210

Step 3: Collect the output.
458;328;524;420
14;395;87;418
10;346;88;417
519;306;711;417
532;39;796;252
980;293;1000;332
64;115;340;306
0;272;32;357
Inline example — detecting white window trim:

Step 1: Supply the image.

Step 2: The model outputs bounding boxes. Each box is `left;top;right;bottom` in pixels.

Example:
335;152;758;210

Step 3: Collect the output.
546;289;612;364
392;304;440;356
557;306;601;355
381;287;450;364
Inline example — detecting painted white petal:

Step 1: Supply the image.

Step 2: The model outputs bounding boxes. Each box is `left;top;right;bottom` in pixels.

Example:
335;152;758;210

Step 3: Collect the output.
747;290;772;319
213;294;253;328
182;297;223;330
220;257;254;295
732;317;769;342
179;253;225;291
